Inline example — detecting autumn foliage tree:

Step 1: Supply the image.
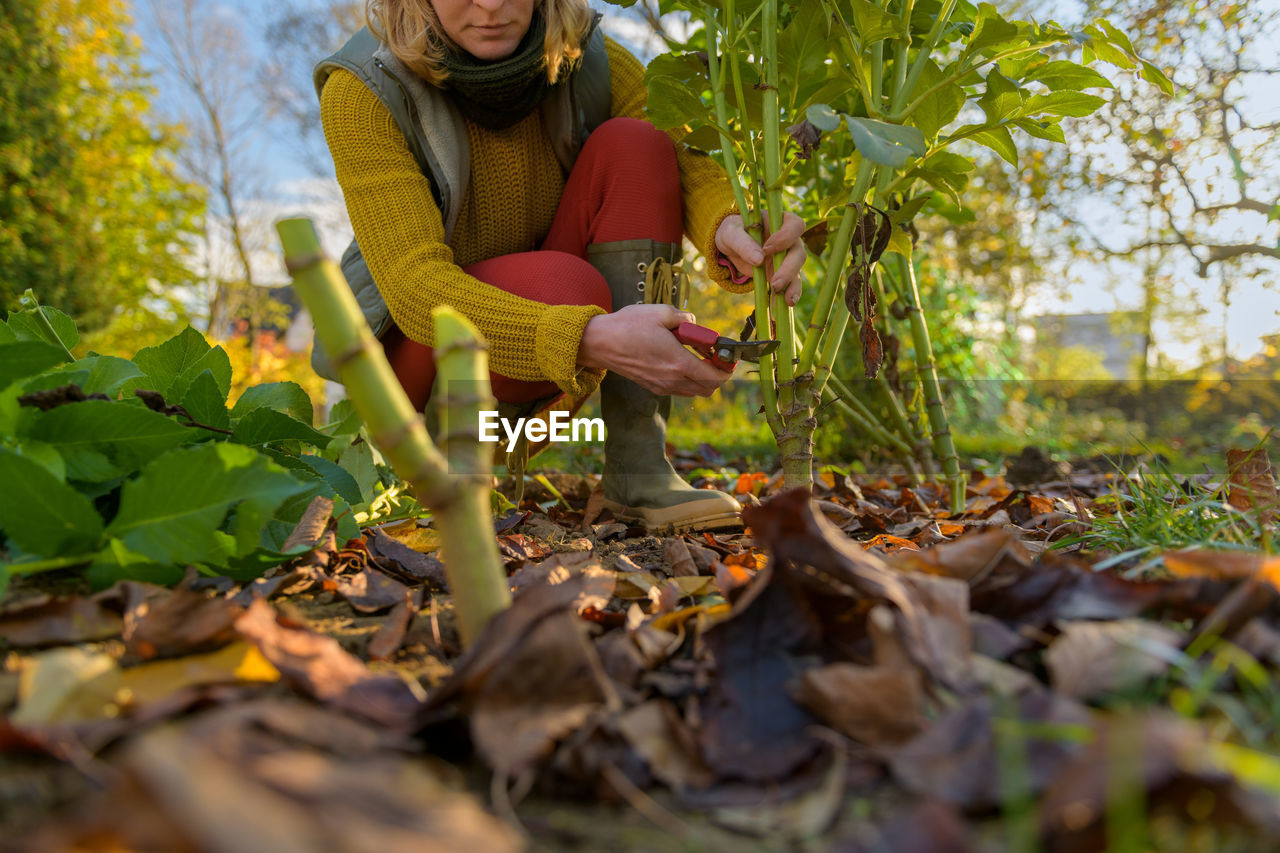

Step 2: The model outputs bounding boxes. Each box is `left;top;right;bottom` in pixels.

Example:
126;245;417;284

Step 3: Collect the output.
0;0;203;337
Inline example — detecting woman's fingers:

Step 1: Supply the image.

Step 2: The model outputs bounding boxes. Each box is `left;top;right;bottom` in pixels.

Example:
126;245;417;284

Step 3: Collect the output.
761;211;805;255
769;241;808;302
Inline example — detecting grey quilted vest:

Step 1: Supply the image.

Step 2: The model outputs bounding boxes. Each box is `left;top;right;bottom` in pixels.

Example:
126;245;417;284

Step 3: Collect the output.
310;26;612;380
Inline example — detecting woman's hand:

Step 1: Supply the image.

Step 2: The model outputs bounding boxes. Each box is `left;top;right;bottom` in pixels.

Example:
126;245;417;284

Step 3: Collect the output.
715;211;808;305
578;304;732;397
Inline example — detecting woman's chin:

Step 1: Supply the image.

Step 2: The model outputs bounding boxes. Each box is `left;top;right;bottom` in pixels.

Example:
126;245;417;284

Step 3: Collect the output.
459;35;522;61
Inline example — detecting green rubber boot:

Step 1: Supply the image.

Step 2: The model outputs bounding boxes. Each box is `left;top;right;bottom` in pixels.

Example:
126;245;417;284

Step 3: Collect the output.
588;239;741;532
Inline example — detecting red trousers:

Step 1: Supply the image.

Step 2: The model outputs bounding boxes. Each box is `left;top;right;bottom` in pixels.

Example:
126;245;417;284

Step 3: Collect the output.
382;117;683;409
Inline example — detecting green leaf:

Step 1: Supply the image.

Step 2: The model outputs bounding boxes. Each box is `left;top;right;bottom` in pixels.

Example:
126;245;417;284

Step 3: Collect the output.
0;322;16;344
978;69;1025;124
680;124;723;152
889;193;933;227
0;384;20;438
24;400;195;482
181;370;232;432
914;165;970;206
230;381;313;422
883;229;913;259
11;439;67;481
1139;60;1174;96
105;443;310;566
778;1;831;103
963;3;1021;58
1013;117;1067;144
298;454;364;505
1086;35;1135;70
231;408;331;448
1020;91;1107;119
920;151;976;174
910;60;966;139
0;341;68;389
338;440;382;504
1097;19;1136;57
845;116;927;169
0;447;104;556
970;125;1019;166
643;53;710;131
807;103;843;132
86;538;184;590
846;0;904;46
1023;60;1113;92
5;306;79;352
130;327;232;400
324;398;364;437
77;356;144;396
265;450;364;507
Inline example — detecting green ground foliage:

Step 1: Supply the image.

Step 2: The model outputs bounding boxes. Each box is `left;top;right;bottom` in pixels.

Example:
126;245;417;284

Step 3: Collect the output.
0;294;412;594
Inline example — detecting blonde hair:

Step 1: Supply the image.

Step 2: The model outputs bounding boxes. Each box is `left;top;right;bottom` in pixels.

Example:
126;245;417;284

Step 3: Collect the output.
365;0;593;86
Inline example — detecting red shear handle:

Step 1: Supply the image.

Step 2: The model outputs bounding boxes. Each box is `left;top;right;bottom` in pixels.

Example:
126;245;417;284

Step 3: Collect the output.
674;322;736;371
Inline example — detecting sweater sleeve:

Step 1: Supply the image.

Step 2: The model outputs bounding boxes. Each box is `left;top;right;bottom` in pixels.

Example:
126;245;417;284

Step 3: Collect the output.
319;69;606;397
604;37;749;294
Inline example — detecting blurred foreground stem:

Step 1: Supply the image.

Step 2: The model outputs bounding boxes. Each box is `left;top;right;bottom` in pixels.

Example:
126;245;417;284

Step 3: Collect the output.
276;218;509;646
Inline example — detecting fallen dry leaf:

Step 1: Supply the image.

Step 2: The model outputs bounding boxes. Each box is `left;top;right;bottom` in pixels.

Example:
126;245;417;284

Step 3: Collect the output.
0;595;123;648
1044;619;1185;701
1227;447;1279;523
1039;714;1276;852
12;641;277;727
889;692;1093;812
699;571;824;782
367;591;416;661
233;600;423;730
792;663;924;747
280;495;334;553
330;566;410;613
614;699;714;791
368;529;450;588
742;490;972;689
18;705;521;853
125;583;244;661
663;537;699;578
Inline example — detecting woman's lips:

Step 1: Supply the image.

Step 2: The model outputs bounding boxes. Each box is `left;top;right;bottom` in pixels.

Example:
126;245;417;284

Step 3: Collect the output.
472;23;508;35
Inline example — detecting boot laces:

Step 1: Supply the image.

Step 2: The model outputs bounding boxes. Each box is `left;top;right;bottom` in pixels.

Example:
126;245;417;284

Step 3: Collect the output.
636;256;687;308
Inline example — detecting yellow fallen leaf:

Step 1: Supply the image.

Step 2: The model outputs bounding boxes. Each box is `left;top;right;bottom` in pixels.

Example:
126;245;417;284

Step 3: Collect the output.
14;641;279;726
378;520;441;553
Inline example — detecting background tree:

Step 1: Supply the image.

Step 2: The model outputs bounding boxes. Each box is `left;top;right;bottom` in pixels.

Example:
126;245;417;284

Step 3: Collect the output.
140;0;278;339
0;0;202;337
1035;0;1280;377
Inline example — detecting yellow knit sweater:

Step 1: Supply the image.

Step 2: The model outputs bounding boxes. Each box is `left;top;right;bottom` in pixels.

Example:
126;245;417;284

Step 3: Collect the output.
320;36;742;398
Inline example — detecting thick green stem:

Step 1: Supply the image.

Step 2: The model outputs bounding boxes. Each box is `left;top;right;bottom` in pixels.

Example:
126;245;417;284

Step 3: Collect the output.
434;307;495;479
761;0;794;394
276;218;509;646
798;160;876;374
705;11;783;439
894;252;966;509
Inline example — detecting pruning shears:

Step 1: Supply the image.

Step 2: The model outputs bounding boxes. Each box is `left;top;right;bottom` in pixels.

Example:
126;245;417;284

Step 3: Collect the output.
674;322;780;371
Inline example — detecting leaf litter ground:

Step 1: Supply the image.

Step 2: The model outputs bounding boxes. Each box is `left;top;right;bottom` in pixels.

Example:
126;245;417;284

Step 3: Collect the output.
4;448;1280;851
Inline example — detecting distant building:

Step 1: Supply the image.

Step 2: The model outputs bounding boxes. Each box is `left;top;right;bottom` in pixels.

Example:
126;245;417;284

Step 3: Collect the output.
1032;311;1146;379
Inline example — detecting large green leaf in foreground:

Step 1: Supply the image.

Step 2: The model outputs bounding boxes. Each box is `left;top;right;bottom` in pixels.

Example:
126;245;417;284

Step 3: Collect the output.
104;443;310;567
23;400;196;482
0;447;104;556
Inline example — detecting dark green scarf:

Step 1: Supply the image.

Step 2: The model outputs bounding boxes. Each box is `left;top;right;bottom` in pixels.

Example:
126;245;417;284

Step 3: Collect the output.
441;12;599;131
